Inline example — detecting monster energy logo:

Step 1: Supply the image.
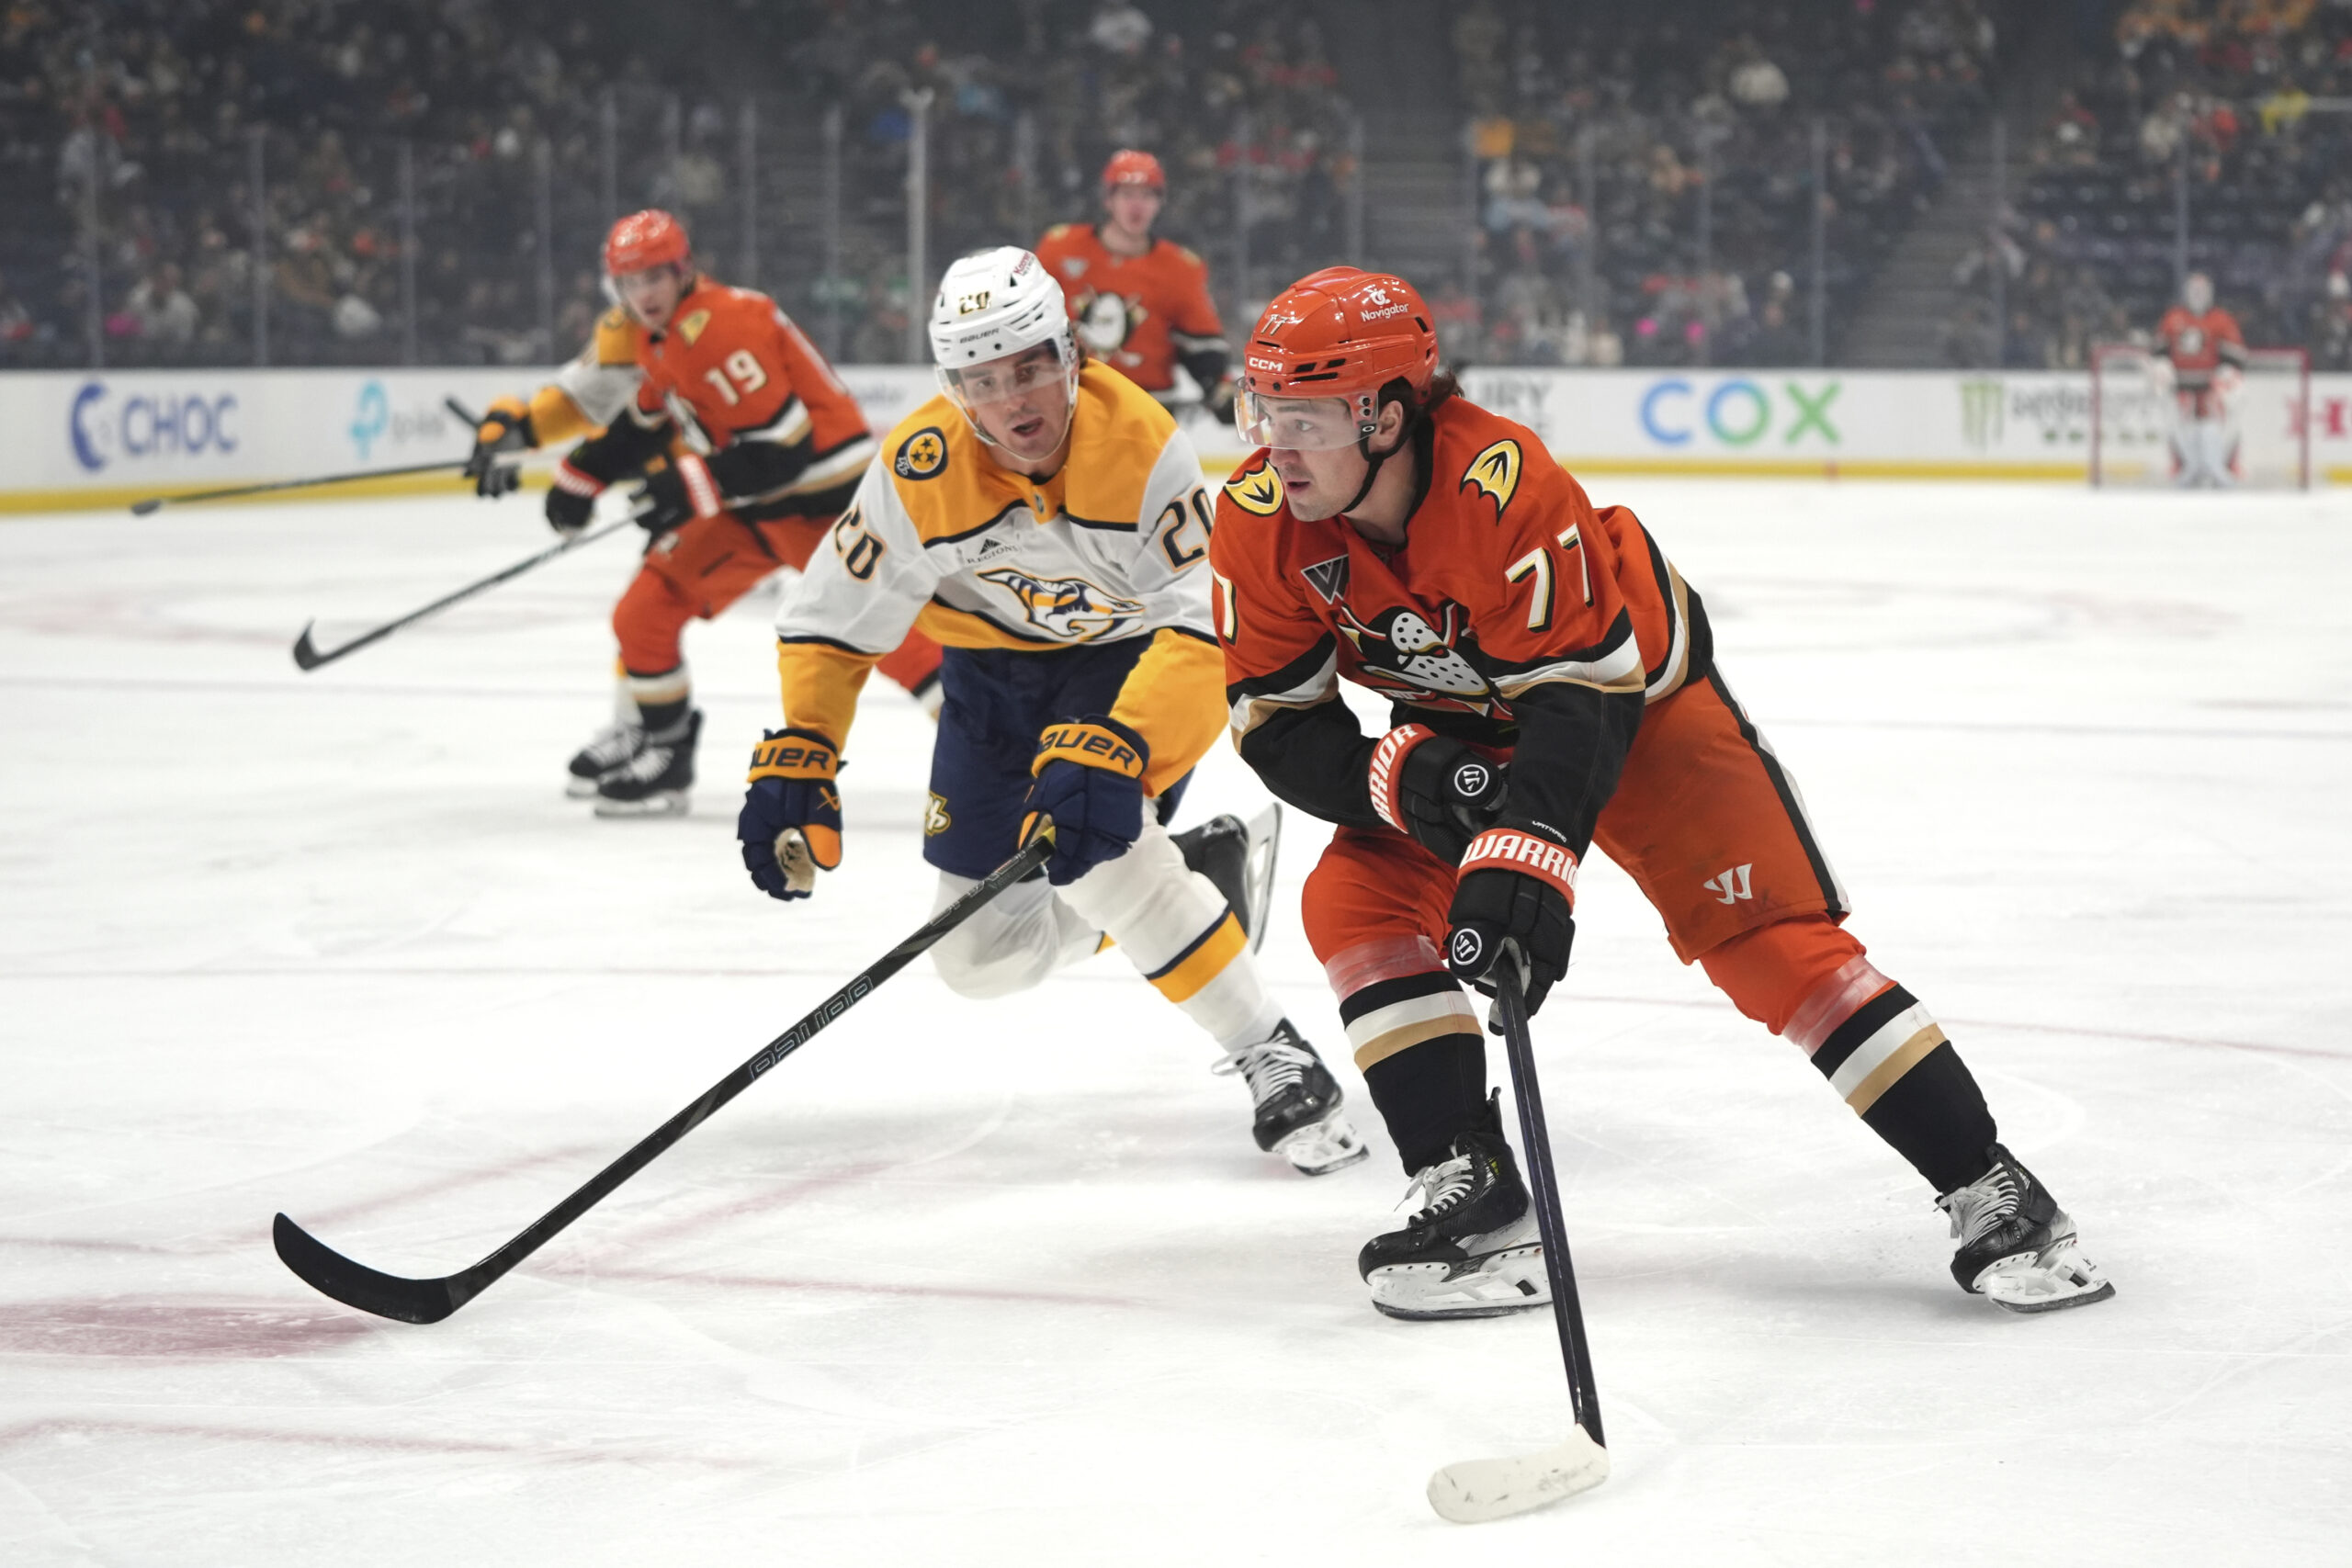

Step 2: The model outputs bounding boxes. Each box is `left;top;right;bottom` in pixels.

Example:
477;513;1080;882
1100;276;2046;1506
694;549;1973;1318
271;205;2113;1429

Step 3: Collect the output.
1960;378;2004;450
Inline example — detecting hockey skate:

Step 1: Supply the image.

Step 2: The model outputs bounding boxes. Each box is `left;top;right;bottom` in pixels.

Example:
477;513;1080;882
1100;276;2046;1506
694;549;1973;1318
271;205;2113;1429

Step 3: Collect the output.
1360;1096;1548;1320
565;718;644;797
593;710;700;818
1174;805;1282;952
1937;1143;2114;1314
1214;1018;1368;1176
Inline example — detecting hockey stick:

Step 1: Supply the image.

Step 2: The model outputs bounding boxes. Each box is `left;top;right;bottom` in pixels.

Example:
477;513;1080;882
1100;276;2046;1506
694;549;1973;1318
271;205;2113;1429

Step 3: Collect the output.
291;516;634;670
1427;951;1610;1523
274;829;1057;1324
130;458;471;515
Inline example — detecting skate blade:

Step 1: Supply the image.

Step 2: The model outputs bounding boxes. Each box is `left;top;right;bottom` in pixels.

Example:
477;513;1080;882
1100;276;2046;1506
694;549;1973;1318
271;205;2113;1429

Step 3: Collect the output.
1273;1112;1368;1177
1240;803;1282;954
564;775;601;798
1984;1238;2116;1314
592;790;691;818
1369;1246;1549;1320
1428;1426;1609;1524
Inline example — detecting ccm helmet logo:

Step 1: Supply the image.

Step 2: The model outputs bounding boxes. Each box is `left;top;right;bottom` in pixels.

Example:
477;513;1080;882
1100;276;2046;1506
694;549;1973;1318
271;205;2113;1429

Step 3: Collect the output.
1245;355;1286;373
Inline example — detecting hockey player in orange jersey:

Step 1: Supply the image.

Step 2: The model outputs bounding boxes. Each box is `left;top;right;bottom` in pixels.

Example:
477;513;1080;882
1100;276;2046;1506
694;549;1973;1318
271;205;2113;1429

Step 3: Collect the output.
1212;266;2115;1321
2152;270;2249;488
462;210;943;815
1035;150;1234;419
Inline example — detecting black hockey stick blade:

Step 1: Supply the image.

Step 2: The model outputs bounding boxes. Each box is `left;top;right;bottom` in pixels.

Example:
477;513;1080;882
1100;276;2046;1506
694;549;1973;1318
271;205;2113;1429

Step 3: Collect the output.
272;1212;470;1324
1427;954;1610;1524
274;830;1057;1324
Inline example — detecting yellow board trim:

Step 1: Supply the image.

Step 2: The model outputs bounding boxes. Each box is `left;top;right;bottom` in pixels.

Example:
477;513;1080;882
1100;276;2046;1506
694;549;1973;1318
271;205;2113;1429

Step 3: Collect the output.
1148;911;1249;1006
0;469;548;516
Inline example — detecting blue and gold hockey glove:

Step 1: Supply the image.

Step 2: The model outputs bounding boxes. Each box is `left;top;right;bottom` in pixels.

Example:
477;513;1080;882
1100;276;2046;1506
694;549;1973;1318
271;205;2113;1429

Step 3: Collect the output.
465;396;533;498
1368;723;1510;863
737;728;842;902
1022;715;1148;886
1444;826;1578;1018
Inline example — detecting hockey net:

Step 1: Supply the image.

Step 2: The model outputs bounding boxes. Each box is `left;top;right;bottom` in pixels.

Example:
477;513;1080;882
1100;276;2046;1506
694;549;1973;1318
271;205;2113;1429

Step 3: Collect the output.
2089;344;2311;489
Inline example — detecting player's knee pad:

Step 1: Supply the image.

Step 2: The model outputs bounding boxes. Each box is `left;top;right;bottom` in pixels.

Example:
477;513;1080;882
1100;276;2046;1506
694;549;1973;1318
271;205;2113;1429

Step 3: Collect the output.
1697;914;1870;1036
1057;818;1202;935
927;874;1091;999
612;568;696;672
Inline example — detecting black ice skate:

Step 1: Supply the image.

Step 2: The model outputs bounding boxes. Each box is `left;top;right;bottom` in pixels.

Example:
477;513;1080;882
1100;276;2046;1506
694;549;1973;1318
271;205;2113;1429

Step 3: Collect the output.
1174;805;1282;953
1213;1018;1367;1176
566;718;644;798
593;709;700;818
1937;1143;2114;1313
1359;1095;1548;1320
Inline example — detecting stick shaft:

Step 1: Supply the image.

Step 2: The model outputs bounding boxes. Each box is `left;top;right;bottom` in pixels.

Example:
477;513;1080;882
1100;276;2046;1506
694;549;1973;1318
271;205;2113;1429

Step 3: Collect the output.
294;518;634;670
1494;964;1605;1447
133;459;468;513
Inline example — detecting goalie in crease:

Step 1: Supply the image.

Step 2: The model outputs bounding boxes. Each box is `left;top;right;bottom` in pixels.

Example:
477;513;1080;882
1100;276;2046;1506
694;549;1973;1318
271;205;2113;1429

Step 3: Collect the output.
732;245;1367;1179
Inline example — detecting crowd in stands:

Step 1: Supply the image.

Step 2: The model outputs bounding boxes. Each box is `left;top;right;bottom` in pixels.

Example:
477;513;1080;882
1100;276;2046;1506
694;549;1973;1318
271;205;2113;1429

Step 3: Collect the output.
1453;0;2004;367
1944;0;2352;369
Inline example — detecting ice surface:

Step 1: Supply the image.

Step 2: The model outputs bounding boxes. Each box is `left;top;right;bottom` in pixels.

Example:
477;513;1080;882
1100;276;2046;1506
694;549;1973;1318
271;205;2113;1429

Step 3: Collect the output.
3;480;2348;1564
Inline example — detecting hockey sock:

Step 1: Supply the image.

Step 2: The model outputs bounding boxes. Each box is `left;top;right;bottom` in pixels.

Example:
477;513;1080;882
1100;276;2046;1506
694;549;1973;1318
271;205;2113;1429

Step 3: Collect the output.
1801;974;1996;1193
624;663;693;741
1340;970;1487;1173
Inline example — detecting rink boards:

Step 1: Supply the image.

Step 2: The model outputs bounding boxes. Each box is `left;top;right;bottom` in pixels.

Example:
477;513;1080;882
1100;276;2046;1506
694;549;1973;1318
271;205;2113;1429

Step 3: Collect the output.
6;364;2352;513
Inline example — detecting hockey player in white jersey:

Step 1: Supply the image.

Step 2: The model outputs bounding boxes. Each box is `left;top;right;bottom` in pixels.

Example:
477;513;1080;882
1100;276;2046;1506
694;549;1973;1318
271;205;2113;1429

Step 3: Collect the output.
730;245;1366;1177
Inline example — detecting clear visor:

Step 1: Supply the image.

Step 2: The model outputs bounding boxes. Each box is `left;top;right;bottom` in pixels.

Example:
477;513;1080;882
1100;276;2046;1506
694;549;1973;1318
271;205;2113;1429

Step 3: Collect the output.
937;342;1078;409
603;262;689;321
1236;387;1368;451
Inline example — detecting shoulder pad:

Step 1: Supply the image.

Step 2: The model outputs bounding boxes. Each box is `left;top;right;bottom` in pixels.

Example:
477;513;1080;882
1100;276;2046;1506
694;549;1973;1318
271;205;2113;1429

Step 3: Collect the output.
1173;244;1204;268
1043;224;1074;242
592;310;639;364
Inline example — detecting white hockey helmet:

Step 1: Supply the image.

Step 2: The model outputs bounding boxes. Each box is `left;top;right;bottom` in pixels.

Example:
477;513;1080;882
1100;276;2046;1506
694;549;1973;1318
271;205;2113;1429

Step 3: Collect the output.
929;246;1080;443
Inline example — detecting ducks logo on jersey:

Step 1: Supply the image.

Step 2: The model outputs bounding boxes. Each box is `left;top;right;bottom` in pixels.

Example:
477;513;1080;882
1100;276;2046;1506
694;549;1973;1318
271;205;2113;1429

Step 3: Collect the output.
1334;600;1499;715
978;565;1147;643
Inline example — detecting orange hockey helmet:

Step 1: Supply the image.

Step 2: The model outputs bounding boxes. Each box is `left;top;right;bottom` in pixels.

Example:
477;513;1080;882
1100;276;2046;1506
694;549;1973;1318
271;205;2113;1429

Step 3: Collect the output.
604;209;691;276
1236;267;1439;451
1102;150;1167;190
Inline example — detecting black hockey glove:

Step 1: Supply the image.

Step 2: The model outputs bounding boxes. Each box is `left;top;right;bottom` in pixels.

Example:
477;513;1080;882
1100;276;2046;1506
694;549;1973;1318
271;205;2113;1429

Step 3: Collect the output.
1368;723;1509;863
631;453;722;537
1444;826;1578;1018
736;728;842;901
464;396;533;498
544;458;601;536
1023;716;1148;886
1204;377;1238;425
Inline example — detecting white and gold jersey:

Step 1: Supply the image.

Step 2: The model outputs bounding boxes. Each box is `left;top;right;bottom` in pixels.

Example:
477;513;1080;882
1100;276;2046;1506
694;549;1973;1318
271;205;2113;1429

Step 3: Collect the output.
774;362;1223;783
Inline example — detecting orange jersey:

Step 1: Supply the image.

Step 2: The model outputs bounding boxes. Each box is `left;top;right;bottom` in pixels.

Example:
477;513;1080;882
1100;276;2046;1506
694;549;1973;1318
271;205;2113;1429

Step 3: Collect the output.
1211;396;1708;855
630;277;876;512
1035;223;1225;395
2157;305;2246;386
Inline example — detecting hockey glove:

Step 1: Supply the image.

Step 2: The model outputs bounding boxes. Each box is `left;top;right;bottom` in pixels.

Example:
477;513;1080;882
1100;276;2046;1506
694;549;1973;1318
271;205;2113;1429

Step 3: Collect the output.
1444;826;1578;1018
736;728;843;901
1204;377;1238;425
631;454;723;537
1022;715;1148;886
544;458;601;536
1368;723;1509;863
465;396;533;498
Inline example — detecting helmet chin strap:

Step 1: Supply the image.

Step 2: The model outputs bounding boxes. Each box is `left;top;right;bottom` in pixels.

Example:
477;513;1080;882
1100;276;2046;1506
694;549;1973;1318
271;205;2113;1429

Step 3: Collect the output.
1339;402;1412;517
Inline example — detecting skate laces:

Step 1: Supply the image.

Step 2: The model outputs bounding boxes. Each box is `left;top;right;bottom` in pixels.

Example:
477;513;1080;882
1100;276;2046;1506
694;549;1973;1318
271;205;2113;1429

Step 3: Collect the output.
1397;1154;1477;1221
1212;1036;1312;1104
1937;1159;2022;1244
582;721;642;770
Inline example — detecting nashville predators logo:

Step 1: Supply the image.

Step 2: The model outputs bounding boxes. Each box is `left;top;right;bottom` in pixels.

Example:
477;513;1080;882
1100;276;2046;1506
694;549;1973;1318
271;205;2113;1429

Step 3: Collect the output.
977;565;1147;642
676;309;712;345
1462;439;1522;520
895;426;948;480
1223;466;1286;517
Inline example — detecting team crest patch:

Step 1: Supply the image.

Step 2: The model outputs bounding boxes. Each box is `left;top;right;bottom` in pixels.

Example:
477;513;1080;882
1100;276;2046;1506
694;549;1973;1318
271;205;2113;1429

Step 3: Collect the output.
676;309;712;345
1462;439;1522;519
924;793;953;836
895;426;948;479
1224;466;1285;516
1300;555;1351;604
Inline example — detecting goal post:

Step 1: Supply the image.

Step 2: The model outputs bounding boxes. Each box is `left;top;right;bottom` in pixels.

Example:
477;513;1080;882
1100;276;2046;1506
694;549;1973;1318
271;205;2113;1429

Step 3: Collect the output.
2089;344;2312;490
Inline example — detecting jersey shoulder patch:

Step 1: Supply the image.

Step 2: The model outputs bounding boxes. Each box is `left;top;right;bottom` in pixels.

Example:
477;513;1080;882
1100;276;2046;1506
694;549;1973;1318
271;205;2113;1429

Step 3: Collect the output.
1461;437;1523;520
1171;243;1204;269
1223;464;1286;517
1042;223;1075;243
893;424;949;480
